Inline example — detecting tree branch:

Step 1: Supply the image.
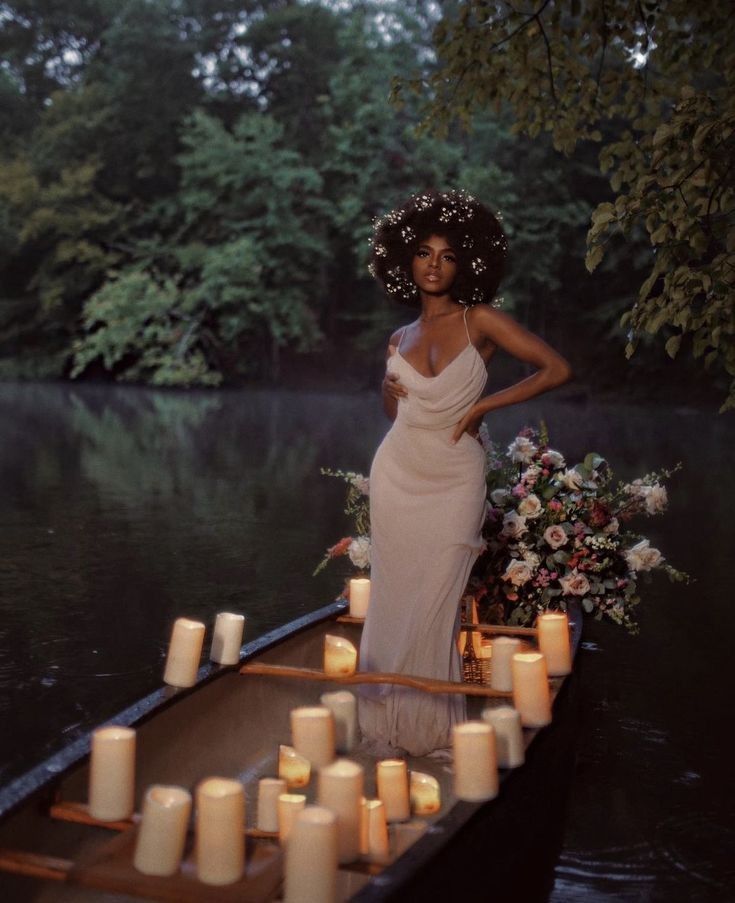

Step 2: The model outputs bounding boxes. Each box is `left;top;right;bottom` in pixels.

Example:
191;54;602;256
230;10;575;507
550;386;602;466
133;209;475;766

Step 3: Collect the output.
534;6;556;105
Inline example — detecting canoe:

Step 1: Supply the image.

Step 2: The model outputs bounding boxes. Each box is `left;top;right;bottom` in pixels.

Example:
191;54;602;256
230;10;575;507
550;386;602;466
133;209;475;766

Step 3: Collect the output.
0;600;582;902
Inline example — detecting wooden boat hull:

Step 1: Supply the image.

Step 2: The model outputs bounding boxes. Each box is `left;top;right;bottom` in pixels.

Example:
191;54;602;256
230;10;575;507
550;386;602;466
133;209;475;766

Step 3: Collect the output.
0;601;581;901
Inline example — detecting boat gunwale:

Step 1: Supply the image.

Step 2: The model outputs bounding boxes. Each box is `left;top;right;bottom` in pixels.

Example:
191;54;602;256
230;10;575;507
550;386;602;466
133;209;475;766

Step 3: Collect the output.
0;600;347;822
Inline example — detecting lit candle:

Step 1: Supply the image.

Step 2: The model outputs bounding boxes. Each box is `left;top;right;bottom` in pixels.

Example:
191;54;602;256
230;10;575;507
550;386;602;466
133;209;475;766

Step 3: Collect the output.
490;636;521;692
481;705;525;768
409;772;441;816
537;612;572;676
360;799;390;864
278;745;311;790
163;617;205;688
256;777;286;833
195;777;245;886
209;612;245;666
458;628;483;657
133;785;191;876
88;726;136;822
291;706;335;768
278;793;306;845
376;759;410;823
284;806;338;903
320;690;358;753
393;820;428;857
512;652;552;727
479;639;493;660
452;721;498;802
323;635;358;676
317;758;363;864
349;577;371;618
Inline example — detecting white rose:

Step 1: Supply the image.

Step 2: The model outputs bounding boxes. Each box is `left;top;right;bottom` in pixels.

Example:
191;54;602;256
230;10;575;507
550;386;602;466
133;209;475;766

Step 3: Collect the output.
602;517;619;535
623;479;647;499
507;436;538;464
522;549;541;569
490;488;511;506
624;539;663;572
503;559;533;586
542;449;566;469
543;524;569;549
559;569;591;596
518;493;543;519
501;511;528;538
644;484;667;514
559;469;584;491
348;536;371;569
522;464;542;485
351;475;370;496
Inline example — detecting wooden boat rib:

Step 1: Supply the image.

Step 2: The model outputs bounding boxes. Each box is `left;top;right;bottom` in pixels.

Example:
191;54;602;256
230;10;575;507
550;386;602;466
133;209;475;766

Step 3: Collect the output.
0;600;582;902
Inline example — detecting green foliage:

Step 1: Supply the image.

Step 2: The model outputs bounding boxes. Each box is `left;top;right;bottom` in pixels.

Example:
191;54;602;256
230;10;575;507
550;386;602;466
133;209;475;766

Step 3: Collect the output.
421;0;735;410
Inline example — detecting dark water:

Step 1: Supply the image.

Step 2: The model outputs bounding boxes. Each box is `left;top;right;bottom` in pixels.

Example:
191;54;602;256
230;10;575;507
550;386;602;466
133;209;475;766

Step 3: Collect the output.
1;381;734;900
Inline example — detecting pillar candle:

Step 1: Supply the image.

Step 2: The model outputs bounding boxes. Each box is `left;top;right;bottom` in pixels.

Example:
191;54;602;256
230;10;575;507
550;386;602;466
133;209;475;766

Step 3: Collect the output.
209;612;245;666
163;617;206;688
256;777;286;833
320;690;358;753
393;820;428;858
409;772;441;816
458;628;483;657
278;793;306;845
376;759;410;823
512;652;552;727
133;785;191;876
323;635;358;676
195;777;245;886
291;706;335;768
537;612;572;676
88;726;136;821
490;636;521;692
360;799;389;864
317;758;363;864
349;578;371;618
278;745;311;790
481;705;525;768
452;721;498;802
284;806;338;903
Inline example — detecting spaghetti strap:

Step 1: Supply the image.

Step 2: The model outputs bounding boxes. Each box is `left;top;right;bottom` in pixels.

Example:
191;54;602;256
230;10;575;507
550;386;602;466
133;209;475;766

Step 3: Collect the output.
397;326;408;351
462;306;472;345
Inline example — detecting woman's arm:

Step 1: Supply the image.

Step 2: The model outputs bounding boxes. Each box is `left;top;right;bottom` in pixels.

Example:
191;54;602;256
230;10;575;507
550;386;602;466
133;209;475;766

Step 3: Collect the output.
382;328;408;421
452;306;572;442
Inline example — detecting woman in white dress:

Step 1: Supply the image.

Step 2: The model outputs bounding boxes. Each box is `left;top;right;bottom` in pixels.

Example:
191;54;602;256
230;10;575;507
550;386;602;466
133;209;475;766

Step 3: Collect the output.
359;190;572;756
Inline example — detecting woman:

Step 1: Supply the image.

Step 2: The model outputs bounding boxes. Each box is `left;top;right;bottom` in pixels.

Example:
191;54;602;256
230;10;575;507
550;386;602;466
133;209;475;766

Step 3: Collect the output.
358;190;572;757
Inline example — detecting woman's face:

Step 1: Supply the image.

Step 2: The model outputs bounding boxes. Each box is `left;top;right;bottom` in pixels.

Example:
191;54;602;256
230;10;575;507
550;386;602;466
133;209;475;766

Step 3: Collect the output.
411;234;457;296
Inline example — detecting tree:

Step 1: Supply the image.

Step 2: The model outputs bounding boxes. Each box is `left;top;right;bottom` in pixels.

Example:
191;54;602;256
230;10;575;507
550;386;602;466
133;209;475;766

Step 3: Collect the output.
413;0;735;410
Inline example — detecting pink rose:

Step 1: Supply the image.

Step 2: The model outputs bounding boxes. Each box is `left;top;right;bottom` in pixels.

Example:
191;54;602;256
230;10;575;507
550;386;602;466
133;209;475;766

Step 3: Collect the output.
543;524;568;549
559;570;591;596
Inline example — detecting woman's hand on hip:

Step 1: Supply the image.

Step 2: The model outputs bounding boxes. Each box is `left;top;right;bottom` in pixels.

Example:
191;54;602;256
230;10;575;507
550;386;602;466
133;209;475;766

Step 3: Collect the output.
451;406;484;444
382;371;407;401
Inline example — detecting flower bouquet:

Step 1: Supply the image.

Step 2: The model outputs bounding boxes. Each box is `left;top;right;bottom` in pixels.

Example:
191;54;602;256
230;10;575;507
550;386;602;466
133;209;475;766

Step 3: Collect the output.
474;424;687;632
314;427;687;632
312;469;371;577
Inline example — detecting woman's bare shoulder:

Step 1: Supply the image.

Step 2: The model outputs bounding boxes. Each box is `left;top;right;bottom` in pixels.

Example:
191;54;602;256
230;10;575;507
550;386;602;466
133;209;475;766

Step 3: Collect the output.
467;303;521;339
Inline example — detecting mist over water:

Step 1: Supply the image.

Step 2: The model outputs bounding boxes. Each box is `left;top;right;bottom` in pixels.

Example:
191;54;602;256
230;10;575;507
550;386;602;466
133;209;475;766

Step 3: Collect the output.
0;381;733;900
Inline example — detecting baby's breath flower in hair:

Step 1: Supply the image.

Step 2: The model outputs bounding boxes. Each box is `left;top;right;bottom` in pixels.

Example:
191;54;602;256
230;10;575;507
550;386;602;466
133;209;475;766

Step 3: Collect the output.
368;189;508;307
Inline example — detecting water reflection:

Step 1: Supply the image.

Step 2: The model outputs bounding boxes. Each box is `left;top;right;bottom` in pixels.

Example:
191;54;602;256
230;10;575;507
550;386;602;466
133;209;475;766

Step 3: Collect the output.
0;382;734;900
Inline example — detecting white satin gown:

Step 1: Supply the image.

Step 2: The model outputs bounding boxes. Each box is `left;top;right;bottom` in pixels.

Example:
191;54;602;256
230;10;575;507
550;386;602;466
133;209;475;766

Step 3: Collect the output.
359;309;488;755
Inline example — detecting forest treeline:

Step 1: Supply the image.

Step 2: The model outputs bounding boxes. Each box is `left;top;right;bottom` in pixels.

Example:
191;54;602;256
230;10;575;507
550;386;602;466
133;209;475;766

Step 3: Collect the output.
0;0;725;399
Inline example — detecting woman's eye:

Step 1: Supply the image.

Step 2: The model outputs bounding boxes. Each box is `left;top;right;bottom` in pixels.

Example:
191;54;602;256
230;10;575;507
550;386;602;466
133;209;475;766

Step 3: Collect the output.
444;255;456;263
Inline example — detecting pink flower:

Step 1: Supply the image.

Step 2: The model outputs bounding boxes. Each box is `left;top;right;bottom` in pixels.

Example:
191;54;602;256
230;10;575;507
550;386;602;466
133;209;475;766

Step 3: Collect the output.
511;484;528;498
328;537;352;558
548;499;563;512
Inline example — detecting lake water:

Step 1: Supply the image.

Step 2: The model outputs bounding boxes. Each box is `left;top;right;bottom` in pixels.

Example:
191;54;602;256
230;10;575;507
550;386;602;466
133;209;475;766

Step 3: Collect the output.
0;381;733;900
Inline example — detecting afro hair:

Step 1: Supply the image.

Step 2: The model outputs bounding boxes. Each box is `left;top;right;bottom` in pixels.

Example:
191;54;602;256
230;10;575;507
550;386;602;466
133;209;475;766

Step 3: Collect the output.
369;189;508;307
